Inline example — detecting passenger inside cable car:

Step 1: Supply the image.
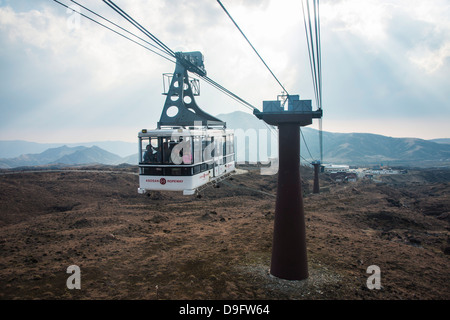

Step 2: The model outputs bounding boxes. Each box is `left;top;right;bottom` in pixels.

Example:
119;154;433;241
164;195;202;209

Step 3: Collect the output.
142;138;162;163
140;136;192;165
139;131;234;177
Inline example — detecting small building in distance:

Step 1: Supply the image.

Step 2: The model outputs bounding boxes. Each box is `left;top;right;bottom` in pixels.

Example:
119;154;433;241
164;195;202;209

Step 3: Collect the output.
329;172;357;182
323;164;350;173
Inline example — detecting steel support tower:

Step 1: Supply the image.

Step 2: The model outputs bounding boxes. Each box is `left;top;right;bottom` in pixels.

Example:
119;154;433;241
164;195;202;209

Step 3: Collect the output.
312;160;321;194
254;95;322;280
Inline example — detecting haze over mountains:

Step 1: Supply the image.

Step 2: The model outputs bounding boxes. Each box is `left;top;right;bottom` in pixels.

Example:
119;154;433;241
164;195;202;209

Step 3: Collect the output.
0;145;134;169
0;111;449;169
0;141;137;159
218;112;450;167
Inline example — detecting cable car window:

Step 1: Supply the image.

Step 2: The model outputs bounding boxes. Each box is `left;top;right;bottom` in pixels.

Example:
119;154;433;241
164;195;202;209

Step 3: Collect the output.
142;137;162;164
182;167;192;175
223;135;227;156
203;137;213;161
161;137;176;164
215;136;223;158
140;167;163;175
193;164;201;175
180;137;192;164
193;136;202;164
226;134;232;155
229;134;234;154
164;167;193;176
140;137;149;163
169;168;181;176
167;136;192;165
213;137;218;159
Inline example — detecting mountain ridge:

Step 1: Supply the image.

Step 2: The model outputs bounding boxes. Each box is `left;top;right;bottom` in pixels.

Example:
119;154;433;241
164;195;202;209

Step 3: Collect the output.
50;146;124;166
1;111;449;168
217;111;450;167
0;140;137;158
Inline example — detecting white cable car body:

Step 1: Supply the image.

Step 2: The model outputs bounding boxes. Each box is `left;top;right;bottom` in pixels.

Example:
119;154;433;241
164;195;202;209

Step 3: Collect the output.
138;127;235;195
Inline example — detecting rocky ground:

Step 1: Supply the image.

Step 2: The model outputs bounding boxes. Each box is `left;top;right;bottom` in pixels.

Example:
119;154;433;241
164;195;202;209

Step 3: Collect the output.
0;165;449;300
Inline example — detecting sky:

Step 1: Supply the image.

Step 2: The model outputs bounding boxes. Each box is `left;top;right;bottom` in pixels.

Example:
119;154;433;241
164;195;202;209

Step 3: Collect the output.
1;0;449;143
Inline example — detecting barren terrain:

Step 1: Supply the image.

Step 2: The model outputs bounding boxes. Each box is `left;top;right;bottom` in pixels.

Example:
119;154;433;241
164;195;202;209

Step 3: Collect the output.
0;165;449;300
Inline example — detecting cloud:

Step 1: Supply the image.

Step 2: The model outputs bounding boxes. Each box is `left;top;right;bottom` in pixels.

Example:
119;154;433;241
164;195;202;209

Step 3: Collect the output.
0;2;173;141
408;42;450;74
321;0;394;41
319;0;450;117
0;0;449;143
321;0;450;72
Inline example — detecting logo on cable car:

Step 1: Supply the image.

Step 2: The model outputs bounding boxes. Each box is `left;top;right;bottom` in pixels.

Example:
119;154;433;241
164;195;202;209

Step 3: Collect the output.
145;178;183;184
199;172;210;180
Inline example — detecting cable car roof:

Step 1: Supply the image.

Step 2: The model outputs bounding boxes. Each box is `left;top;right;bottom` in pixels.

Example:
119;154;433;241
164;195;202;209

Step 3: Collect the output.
139;128;234;137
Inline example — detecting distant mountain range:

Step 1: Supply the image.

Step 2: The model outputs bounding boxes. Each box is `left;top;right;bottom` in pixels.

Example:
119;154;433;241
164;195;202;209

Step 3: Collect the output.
217;111;450;167
0;140;137;159
430;138;450;145
0;111;449;169
0;145;137;169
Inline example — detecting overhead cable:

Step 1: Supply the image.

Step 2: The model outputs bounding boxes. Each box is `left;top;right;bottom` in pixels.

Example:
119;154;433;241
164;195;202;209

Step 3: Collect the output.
300;128;314;162
216;0;290;96
102;0;258;111
52;0;175;63
69;0;172;59
302;0;323;162
103;0;176;58
52;0;258;112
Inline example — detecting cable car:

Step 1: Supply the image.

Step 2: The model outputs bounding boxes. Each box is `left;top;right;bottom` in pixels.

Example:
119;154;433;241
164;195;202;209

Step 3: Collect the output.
138;127;235;195
138;51;236;195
